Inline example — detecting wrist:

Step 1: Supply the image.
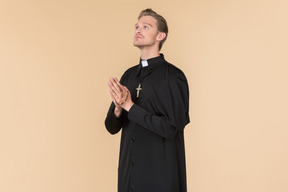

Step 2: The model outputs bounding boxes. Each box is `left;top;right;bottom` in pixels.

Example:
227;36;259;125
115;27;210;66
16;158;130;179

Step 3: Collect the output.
114;107;123;117
124;102;134;112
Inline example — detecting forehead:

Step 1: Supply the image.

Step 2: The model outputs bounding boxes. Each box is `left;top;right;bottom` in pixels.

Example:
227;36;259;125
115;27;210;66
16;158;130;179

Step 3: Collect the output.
136;15;157;26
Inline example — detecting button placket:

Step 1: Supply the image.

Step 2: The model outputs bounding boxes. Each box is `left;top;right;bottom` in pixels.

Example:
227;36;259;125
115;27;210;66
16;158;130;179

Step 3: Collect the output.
129;136;136;191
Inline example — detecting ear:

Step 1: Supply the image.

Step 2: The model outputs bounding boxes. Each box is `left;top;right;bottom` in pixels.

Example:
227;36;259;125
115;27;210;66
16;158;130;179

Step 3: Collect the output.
156;32;166;42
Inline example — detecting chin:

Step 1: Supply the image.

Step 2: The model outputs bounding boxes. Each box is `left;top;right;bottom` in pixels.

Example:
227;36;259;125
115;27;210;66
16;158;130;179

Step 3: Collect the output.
133;42;142;48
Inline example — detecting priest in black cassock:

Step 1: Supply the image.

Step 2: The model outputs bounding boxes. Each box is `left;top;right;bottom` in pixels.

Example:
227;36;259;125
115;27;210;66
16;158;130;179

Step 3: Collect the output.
105;8;190;192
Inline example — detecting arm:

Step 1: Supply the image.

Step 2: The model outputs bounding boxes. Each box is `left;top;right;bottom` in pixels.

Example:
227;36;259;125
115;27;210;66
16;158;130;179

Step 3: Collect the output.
118;72;190;139
105;77;133;135
105;102;125;135
104;77;124;134
128;104;179;139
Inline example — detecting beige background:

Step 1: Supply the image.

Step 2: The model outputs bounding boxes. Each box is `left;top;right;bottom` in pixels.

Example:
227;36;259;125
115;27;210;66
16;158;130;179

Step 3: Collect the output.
0;0;287;191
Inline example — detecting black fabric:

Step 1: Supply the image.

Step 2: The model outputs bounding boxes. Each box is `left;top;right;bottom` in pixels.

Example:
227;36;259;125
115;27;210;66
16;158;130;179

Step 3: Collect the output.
105;54;190;192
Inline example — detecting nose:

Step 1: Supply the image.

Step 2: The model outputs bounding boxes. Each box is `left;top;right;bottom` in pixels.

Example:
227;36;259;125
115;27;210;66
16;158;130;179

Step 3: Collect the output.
135;27;141;34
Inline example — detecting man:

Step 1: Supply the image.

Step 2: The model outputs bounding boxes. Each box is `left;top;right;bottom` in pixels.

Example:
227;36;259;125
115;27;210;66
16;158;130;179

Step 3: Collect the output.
105;9;190;192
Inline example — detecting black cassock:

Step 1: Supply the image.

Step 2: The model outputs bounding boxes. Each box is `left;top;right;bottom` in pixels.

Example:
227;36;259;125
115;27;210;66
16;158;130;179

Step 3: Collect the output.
105;54;190;192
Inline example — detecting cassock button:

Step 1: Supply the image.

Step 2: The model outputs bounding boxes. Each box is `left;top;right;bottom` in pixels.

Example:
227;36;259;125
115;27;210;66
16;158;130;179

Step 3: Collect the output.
130;162;134;167
130;186;135;192
131;138;135;143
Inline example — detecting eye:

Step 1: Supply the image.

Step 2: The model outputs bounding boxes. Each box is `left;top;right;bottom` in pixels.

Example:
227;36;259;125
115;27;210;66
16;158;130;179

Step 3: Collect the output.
144;25;149;29
135;26;139;30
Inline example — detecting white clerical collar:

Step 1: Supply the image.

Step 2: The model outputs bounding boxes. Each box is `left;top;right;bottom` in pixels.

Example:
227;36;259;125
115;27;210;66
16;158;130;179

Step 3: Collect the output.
141;60;149;67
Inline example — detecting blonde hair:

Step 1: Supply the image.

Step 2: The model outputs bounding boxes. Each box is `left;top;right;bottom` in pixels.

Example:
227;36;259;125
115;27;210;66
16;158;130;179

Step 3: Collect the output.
138;9;168;51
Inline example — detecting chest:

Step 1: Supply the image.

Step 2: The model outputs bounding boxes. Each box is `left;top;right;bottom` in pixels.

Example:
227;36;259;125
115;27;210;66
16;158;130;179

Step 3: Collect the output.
123;69;170;111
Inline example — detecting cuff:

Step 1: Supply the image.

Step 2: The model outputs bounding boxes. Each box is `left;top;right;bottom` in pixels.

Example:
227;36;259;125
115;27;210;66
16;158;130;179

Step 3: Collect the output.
127;104;147;123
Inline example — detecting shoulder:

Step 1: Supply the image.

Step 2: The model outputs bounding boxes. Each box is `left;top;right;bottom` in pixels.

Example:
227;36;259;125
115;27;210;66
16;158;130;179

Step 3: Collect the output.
123;64;138;75
163;60;188;82
119;64;139;82
162;61;190;96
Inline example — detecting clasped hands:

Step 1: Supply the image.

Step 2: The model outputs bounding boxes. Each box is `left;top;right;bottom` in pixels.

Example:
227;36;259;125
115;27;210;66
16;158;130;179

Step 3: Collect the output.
108;77;134;117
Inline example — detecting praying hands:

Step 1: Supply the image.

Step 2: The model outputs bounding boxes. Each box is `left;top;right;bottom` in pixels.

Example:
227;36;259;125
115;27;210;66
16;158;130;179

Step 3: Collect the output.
108;77;134;117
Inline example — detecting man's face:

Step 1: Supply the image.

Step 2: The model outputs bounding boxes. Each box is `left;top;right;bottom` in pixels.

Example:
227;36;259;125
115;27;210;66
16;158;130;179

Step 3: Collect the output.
133;16;159;49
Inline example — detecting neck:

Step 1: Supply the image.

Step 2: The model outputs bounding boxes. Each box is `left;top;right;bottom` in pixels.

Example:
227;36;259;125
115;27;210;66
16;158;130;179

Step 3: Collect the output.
139;46;160;60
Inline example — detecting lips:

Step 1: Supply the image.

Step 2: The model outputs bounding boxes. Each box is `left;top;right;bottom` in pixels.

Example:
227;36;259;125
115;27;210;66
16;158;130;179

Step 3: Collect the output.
135;35;143;39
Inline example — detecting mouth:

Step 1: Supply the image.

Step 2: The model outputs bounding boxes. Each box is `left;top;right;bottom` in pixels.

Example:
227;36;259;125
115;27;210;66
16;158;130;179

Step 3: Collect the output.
135;35;143;39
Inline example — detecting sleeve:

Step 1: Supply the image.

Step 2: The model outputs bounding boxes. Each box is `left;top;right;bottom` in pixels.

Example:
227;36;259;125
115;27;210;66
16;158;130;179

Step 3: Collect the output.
104;102;125;135
127;69;190;139
104;70;130;135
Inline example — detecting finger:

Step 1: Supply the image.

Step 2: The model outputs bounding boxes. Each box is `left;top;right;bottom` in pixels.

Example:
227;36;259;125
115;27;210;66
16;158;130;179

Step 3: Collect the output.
110;86;121;99
110;78;127;103
111;79;123;95
113;83;122;95
114;78;121;86
112;92;121;106
109;90;120;107
110;91;121;107
112;77;119;83
108;78;123;107
108;79;113;88
122;86;130;101
109;77;116;84
111;85;123;99
115;79;126;92
113;98;121;107
109;86;115;96
124;92;128;101
115;81;126;95
108;77;117;89
122;86;130;94
109;88;118;101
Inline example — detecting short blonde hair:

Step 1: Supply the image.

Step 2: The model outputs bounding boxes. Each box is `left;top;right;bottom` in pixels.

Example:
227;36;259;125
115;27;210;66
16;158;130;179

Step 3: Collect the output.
138;9;168;51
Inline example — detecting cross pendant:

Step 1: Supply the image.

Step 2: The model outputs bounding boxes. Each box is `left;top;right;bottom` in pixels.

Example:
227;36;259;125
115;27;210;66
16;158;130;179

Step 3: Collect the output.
136;83;142;98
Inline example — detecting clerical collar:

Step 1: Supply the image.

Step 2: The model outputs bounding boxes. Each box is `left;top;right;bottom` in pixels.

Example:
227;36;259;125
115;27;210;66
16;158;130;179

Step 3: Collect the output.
139;54;164;67
141;60;148;67
137;54;165;77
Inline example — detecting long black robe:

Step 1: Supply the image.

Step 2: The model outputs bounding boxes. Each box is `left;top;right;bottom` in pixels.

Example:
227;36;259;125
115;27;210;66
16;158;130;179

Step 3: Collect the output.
105;54;190;192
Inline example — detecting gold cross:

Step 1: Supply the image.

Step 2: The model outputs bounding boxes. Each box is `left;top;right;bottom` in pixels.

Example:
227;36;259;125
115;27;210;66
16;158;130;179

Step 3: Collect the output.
136;83;142;98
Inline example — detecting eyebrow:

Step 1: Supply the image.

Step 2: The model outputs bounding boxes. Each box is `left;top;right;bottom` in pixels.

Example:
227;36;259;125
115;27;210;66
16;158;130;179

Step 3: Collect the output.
135;23;153;27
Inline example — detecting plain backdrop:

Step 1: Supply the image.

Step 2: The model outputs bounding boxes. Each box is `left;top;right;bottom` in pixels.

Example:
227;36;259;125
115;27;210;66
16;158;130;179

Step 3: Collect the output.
0;0;287;192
